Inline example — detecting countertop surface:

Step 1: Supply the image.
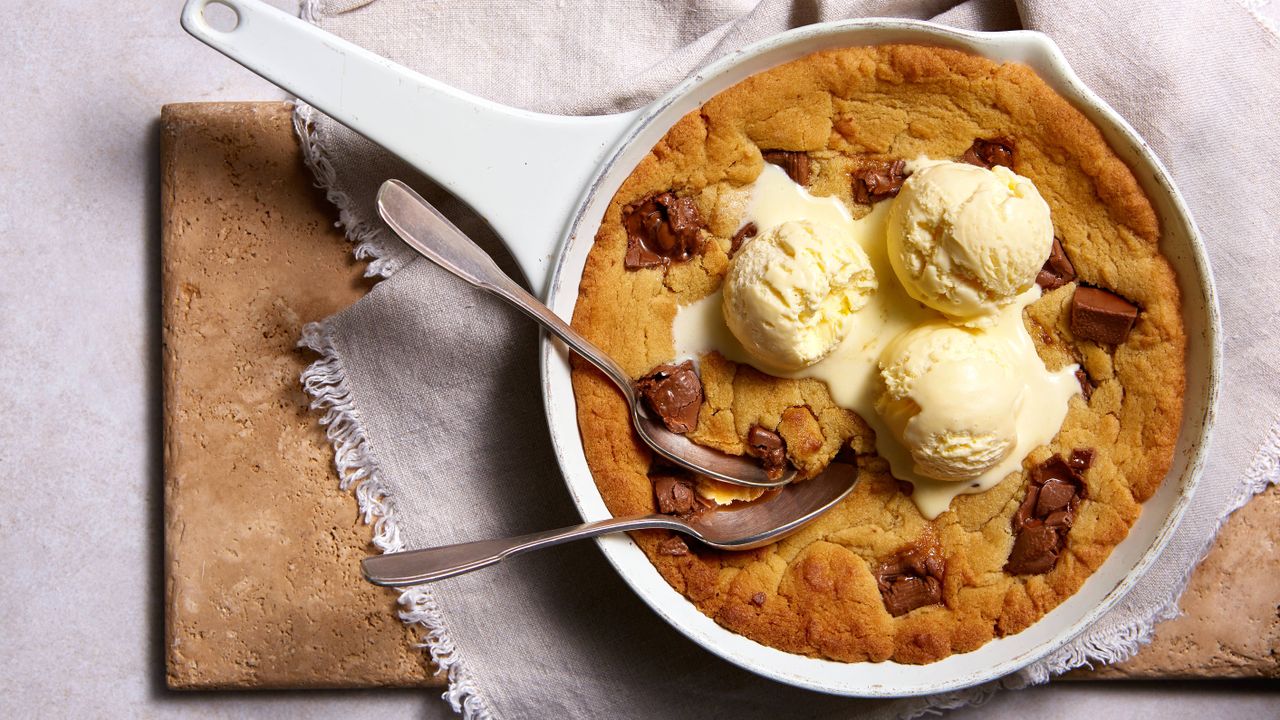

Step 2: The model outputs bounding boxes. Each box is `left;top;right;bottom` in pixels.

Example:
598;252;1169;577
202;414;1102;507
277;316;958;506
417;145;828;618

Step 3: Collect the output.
0;1;1274;718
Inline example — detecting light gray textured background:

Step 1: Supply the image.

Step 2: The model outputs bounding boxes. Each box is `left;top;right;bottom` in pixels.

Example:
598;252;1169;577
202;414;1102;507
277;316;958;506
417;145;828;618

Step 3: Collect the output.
0;1;1274;718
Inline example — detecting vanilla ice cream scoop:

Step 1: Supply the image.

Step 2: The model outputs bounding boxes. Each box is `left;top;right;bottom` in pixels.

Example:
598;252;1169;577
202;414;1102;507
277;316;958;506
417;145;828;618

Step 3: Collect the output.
887;159;1053;321
722;220;877;370
877;323;1024;482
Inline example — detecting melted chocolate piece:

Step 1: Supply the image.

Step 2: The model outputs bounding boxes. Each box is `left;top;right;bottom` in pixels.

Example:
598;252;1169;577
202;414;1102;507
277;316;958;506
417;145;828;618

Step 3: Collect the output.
1005;452;1094;574
750;592;766;607
1071;286;1140;345
851;160;907;204
1005;524;1061;575
653;475;698;515
875;543;945;617
1029;455;1080;488
729;222;757;256
1035;478;1078;517
1012;484;1040;534
1043;510;1073;528
1075;368;1095;401
882;576;942;617
622;192;705;270
762;150;811;185
745;425;787;481
656;535;690;556
1069;448;1096;473
635;360;703;434
1036;238;1077;291
961;137;1016;169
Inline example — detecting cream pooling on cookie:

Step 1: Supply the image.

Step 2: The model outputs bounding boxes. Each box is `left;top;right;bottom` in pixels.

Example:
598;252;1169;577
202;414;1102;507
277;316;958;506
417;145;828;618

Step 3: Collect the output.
675;162;1079;518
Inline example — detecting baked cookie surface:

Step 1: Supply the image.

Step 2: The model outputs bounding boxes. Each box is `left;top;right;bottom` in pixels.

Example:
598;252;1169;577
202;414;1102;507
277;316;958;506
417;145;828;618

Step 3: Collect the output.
569;44;1185;663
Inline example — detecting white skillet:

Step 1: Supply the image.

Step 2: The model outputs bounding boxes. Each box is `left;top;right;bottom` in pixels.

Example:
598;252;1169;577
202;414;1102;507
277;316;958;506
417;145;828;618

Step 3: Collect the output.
182;0;1221;696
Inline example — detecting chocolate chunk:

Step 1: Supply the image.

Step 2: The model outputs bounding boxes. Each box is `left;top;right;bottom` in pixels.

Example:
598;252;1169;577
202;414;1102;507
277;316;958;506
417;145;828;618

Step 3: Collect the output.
896;480;915;497
622;192;705;270
1075;368;1095;401
877;545;944;586
1029;456;1074;487
1071;286;1139;345
1043;510;1073;528
1005;524;1062;575
750;592;766;607
1036;238;1077;291
851;160;907;204
1069;448;1096;473
745;425;787;481
635;360;703;434
876;544;945;617
1036;478;1078;517
1012;484;1041;533
762;150;811;185
881;576;942;617
961;137;1016;169
657;535;690;556
653;475;697;515
729;222;757;256
1006;452;1094;574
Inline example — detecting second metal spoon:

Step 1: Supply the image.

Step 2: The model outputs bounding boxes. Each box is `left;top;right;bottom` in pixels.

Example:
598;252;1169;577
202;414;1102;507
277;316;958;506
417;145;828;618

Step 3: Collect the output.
377;179;794;489
362;462;856;586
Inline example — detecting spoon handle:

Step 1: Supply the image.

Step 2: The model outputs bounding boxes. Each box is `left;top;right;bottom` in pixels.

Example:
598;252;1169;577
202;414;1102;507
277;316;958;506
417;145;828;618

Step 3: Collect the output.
361;515;688;586
376;179;636;397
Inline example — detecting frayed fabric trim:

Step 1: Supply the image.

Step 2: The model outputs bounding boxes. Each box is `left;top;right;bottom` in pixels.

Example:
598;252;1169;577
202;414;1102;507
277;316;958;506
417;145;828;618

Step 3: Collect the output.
399;588;495;719
298;321;494;720
291;102;405;278
298;322;403;552
1241;421;1280;503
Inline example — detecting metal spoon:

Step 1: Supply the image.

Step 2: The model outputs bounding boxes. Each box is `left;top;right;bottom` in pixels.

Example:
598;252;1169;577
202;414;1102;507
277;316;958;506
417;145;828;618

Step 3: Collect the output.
376;179;795;489
361;462;856;586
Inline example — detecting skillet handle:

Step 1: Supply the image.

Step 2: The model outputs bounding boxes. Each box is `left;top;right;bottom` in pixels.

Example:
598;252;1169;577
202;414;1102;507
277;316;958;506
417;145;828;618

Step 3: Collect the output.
180;0;638;297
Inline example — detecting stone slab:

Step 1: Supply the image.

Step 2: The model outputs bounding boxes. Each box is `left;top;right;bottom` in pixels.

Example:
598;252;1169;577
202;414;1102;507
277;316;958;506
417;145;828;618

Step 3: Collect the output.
161;101;438;689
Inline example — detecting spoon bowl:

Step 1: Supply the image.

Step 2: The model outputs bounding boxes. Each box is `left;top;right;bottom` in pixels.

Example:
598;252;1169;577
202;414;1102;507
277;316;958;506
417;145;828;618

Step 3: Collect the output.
689;461;858;549
361;462;858;586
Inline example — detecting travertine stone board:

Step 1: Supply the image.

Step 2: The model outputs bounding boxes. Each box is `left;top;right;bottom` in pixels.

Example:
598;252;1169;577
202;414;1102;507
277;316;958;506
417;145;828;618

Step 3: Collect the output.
161;102;437;689
161;101;1275;686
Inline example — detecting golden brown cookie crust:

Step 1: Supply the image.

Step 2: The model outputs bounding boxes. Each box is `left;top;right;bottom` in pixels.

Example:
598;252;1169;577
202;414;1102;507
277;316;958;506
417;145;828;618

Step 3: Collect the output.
569;45;1186;664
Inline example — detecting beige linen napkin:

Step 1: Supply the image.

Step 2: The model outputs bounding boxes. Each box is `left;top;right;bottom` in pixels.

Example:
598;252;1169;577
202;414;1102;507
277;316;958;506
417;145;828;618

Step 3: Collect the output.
297;1;1280;717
